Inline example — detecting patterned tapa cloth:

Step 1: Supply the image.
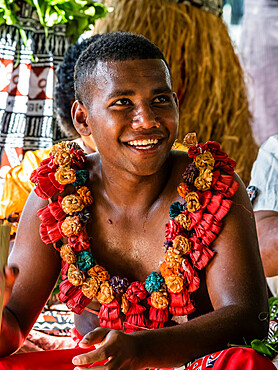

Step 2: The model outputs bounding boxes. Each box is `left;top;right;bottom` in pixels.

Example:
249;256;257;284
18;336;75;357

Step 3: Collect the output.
0;2;70;185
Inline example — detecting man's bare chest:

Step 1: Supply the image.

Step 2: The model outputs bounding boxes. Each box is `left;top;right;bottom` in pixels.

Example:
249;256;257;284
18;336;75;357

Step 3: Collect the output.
86;205;172;283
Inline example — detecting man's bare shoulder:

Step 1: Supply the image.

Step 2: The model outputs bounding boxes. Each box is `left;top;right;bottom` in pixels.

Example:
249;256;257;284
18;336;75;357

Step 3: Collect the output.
169;149;192;179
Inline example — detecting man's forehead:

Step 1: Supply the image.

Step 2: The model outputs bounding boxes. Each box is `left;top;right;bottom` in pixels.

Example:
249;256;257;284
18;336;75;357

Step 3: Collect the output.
91;59;172;88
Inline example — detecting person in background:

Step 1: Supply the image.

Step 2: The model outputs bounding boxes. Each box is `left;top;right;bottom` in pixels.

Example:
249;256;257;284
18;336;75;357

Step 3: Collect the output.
248;135;278;297
0;35;100;233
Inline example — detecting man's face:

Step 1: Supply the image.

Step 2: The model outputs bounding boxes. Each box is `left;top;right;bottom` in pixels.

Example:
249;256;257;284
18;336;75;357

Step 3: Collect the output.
81;58;179;177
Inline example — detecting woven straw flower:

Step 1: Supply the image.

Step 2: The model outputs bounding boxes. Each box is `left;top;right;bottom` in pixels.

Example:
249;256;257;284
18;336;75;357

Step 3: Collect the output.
62;195;85;215
77;186;94;207
194;152;215;173
185;192;200;213
177;182;189;199
68;141;83;151
173;235;191;255
183;132;198;148
164;247;182;269
82;276;100;299
97;281;114;305
60;244;77;264
151;289;169;309
175;213;191;230
194;169;213;191
61;216;82;237
68;264;84;286
55;167;76;185
51;141;70;156
87;265;110;282
121;293;130;314
160;261;175;278
165;274;184;293
53;150;72;167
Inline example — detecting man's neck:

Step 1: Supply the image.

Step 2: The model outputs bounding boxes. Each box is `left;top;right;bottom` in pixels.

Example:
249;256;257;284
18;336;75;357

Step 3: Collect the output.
98;156;172;213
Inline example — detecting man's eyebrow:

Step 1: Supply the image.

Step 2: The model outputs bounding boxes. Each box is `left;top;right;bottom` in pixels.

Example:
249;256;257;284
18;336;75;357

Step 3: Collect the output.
152;87;172;95
107;90;135;100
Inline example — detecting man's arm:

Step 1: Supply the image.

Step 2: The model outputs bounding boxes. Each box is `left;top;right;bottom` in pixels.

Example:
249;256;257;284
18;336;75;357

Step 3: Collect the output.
73;175;269;369
255;210;278;277
0;191;61;356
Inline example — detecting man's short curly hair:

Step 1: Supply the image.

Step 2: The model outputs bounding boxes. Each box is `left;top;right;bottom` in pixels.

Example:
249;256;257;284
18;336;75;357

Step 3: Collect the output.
74;31;171;105
54;35;101;137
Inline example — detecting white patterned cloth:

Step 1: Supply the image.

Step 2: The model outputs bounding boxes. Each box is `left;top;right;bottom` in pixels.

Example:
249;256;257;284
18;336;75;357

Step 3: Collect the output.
249;135;278;213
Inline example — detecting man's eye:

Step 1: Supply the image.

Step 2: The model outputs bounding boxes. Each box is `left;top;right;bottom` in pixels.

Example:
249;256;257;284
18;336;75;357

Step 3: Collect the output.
153;95;170;103
114;98;131;106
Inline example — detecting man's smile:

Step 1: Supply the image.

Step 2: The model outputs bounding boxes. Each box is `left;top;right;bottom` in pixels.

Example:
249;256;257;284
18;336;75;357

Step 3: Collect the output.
122;137;164;153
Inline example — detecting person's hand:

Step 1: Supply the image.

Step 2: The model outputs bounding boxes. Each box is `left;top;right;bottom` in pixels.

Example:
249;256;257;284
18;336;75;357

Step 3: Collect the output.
1;265;19;308
72;327;142;369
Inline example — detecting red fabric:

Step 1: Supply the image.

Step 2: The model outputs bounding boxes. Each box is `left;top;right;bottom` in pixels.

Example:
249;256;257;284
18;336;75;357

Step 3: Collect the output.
168;288;195;316
39;220;64;244
188;142;236;176
186;209;203;229
125;303;147;333
165;219;184;241
189;236;215;269
186;347;276;370
148;305;169;329
213;174;239;198
0;348;91;369
70;148;86;169
181;258;200;292
198;191;213;209
98;299;122;330
212;347;276;370
61;261;69;279
68;232;90;251
66;289;92;315
126;281;148;303
30;158;63;199
194;213;214;238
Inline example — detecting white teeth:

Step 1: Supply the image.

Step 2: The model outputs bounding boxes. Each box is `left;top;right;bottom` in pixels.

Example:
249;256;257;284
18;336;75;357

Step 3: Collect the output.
127;139;159;146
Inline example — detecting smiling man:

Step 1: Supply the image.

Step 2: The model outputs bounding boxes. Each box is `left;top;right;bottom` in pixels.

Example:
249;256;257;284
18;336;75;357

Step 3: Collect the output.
0;32;275;370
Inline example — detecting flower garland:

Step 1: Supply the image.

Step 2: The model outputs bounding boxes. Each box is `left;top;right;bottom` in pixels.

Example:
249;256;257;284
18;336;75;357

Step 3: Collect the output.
31;133;239;333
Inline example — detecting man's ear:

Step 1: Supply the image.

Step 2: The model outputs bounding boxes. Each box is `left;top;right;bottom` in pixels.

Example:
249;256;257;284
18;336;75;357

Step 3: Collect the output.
71;100;91;136
173;92;179;110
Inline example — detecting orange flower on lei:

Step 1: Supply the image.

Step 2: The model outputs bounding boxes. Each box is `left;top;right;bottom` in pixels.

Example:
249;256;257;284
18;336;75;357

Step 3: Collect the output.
82;276;100;299
185;191;200;212
77;186;94;207
121;293;130;314
88;265;110;282
165;274;184;293
194;169;213;191
61;216;82;237
173;235;191;255
68;264;84;286
174;213;191;230
194;152;215;172
165;247;182;269
60;244;77;264
177;182;189;199
97;281;114;305
150;289;169;309
53;150;72;167
62;194;85;215
55;167;76;185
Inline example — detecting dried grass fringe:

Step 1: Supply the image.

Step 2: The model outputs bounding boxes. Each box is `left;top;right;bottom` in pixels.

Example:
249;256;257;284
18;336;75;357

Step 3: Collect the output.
95;0;258;184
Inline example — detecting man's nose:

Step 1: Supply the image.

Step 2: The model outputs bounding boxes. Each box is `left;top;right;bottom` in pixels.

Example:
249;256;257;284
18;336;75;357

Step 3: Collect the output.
131;104;160;129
